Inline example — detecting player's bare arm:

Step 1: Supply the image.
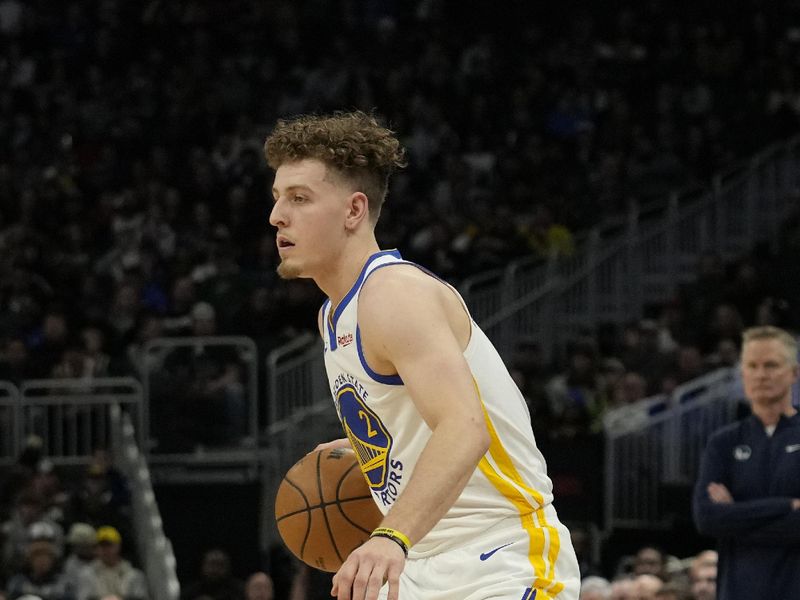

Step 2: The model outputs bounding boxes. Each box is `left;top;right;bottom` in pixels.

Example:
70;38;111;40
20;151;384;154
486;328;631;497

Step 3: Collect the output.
358;266;489;541
332;266;490;600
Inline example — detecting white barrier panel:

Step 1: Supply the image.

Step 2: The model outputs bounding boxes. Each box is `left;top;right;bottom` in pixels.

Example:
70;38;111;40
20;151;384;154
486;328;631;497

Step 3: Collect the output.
110;404;180;600
603;368;745;532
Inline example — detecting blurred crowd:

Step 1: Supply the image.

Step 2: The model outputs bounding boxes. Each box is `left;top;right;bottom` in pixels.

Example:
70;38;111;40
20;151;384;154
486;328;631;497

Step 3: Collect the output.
0;437;145;600
171;538;719;600
2;0;800;598
1;0;800;406
575;544;719;600
0;433;734;600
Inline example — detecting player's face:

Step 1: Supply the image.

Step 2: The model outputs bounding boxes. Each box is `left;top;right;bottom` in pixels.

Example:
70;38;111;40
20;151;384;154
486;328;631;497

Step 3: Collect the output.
270;159;351;279
741;339;799;407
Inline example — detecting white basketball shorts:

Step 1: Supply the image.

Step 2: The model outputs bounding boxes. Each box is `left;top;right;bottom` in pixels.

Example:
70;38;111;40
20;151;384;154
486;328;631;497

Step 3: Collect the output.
378;514;580;600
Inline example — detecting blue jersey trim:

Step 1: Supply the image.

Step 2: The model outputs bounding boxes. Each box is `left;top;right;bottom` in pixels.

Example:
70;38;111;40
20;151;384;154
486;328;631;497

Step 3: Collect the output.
320;299;335;350
327;249;402;351
356;326;403;385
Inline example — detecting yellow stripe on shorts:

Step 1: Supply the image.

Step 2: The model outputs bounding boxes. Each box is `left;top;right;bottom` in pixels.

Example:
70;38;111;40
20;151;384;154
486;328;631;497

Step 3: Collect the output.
474;379;566;596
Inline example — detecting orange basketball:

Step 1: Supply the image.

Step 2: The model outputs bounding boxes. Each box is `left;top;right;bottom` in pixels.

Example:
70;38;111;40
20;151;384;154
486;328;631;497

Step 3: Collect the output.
275;447;383;572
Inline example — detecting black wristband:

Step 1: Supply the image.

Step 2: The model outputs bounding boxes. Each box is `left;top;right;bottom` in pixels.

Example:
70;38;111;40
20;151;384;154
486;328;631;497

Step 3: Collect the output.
369;531;409;557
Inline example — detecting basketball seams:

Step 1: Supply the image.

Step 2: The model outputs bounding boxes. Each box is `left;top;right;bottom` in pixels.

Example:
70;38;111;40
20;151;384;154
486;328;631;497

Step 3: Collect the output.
335;503;376;535
334;462;377;536
275;495;375;522
278;476;313;558
275;448;382;572
317;449;345;564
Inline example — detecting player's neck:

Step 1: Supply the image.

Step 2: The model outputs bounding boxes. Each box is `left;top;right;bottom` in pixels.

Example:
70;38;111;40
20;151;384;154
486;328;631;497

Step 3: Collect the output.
315;239;381;308
751;397;797;427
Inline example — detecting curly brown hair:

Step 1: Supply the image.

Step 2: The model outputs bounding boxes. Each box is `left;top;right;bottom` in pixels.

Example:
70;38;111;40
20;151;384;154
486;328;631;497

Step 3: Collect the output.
264;111;407;221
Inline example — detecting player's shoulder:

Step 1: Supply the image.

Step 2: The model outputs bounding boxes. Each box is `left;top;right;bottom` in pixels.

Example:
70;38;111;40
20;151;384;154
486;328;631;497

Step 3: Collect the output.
360;261;442;303
357;263;450;335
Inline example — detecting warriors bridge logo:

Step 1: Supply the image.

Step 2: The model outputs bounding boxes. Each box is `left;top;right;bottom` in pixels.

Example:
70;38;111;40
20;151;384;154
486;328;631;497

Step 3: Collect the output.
334;380;404;506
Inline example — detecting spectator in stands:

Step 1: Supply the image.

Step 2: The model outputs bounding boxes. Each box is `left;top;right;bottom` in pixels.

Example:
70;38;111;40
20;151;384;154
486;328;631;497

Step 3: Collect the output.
617;321;672;394
181;548;244;600
702;304;744;355
609;576;636;600
667;344;708;389
28;461;68;527
27;311;70;379
243;572;273;600
706;338;739;370
1;492;64;579
609;371;648;408
655;582;690;600
634;574;664;600
153;303;247;450
693;326;800;600
632;545;668;581
0;336;34;383
66;459;130;539
580;576;611;600
688;556;716;600
0;436;44;517
519;204;575;258
546;341;607;437
76;526;147;600
62;523;97;596
122;312;164;377
5;537;70;600
723;260;766;326
79;326;112;379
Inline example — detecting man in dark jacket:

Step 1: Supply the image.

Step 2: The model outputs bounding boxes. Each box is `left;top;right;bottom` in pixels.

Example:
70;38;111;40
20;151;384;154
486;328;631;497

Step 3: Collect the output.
693;325;800;600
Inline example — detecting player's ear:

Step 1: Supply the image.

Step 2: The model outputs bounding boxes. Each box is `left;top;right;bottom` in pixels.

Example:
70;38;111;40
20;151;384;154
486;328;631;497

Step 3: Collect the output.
344;192;370;230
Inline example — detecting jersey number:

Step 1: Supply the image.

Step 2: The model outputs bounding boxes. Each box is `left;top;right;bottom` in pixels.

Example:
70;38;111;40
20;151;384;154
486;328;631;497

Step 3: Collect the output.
359;411;378;438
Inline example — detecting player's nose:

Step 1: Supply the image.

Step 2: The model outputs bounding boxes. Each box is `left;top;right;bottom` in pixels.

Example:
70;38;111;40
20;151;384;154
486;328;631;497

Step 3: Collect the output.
269;199;286;227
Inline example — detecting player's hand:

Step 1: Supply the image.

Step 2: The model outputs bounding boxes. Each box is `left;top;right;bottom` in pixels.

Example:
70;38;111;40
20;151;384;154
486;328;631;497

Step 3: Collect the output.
331;536;405;600
313;438;351;452
707;482;734;504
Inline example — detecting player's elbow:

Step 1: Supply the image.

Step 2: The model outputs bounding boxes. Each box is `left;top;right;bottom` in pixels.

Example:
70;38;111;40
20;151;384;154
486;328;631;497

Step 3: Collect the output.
467;417;491;457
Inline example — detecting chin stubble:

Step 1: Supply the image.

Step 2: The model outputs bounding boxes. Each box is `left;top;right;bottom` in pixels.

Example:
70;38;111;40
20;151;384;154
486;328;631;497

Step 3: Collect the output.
276;260;301;280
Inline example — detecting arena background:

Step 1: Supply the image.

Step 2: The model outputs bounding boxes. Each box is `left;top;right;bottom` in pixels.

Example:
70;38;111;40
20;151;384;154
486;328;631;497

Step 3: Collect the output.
1;1;799;599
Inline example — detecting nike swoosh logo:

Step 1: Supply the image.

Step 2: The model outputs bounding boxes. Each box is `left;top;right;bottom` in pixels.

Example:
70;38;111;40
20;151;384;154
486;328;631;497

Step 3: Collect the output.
786;444;800;453
479;542;513;561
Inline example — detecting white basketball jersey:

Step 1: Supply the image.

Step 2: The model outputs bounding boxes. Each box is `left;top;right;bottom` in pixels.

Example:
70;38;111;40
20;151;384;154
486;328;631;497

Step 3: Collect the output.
322;250;569;570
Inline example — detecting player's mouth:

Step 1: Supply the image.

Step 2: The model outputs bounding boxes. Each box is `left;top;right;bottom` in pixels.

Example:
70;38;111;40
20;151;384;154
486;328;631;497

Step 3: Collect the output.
277;235;295;251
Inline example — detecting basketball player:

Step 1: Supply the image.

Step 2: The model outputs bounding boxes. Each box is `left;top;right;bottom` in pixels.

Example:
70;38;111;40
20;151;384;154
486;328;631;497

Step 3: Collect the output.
266;111;579;600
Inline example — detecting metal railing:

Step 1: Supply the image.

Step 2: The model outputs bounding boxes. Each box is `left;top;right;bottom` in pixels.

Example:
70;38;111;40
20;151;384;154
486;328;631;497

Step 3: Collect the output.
110;404;180;600
265;332;327;425
603;368;744;532
0;381;20;467
141;336;258;460
461;138;800;359
18;377;143;465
